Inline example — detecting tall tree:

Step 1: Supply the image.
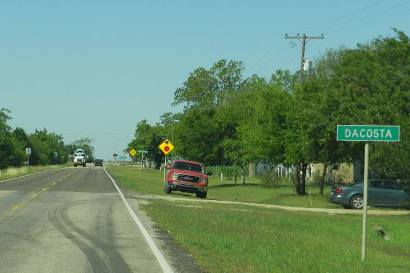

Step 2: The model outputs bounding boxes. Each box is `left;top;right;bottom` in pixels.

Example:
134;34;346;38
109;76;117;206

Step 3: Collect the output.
0;108;14;169
172;59;244;165
29;129;69;165
128;120;164;168
10;127;29;166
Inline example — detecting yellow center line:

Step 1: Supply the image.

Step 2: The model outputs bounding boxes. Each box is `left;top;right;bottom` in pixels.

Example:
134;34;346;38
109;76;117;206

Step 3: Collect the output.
9;172;74;212
11;204;22;210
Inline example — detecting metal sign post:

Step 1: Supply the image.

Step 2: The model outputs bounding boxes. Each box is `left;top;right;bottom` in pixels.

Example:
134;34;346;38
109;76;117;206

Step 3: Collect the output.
362;142;369;262
159;140;174;182
25;147;31;167
140;153;144;174
164;155;167;182
337;125;400;263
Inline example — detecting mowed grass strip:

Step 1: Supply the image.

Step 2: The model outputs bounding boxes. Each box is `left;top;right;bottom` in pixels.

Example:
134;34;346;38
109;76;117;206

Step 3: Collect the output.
143;200;410;273
107;165;339;208
0;164;70;182
107;165;165;195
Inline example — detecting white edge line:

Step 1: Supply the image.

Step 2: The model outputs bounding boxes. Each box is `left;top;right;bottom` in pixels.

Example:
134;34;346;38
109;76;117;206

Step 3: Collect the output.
0;169;50;183
104;168;174;273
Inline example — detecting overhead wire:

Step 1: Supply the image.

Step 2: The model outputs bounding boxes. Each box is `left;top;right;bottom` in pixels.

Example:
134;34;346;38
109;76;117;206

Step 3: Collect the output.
253;40;293;75
246;0;410;78
246;37;285;74
303;0;386;33
308;0;410;33
326;3;410;33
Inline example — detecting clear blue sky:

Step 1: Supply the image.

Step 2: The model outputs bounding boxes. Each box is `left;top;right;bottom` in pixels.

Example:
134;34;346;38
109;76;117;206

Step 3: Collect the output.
1;0;410;159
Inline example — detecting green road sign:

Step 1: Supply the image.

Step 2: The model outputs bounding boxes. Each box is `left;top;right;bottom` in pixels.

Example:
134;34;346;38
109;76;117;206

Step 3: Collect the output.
336;124;400;262
337;125;400;142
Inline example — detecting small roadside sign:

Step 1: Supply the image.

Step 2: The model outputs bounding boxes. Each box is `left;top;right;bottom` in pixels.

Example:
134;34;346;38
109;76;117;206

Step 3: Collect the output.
336;124;400;263
129;149;137;157
137;150;149;154
159;139;174;155
337;125;400;142
25;147;31;155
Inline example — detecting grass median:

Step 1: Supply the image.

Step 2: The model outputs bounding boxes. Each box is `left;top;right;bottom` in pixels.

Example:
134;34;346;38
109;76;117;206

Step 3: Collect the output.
0;164;70;182
144;199;410;273
106;165;338;208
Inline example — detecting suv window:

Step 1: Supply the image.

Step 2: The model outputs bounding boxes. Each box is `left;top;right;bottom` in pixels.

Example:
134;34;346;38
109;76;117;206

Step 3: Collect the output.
173;162;203;173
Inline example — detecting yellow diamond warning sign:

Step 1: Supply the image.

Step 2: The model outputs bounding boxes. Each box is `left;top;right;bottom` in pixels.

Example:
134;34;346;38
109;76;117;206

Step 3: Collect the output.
159;139;174;155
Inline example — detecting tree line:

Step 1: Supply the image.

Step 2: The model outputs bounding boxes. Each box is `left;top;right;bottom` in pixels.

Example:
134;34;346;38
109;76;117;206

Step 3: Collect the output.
129;30;410;195
0;108;95;169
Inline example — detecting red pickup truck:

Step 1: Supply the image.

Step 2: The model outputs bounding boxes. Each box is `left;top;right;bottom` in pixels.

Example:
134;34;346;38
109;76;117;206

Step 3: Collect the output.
164;159;210;198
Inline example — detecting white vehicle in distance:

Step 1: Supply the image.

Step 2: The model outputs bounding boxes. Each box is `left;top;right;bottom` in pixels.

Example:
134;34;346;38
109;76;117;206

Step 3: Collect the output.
73;148;86;167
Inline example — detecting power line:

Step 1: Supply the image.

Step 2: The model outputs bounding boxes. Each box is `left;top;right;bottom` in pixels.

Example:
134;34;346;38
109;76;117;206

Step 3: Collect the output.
329;4;410;34
307;0;410;33
303;0;386;33
253;41;290;75
246;37;284;74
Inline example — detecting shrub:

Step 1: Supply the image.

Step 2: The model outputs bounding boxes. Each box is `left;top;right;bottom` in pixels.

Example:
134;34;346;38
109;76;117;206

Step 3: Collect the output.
260;169;293;188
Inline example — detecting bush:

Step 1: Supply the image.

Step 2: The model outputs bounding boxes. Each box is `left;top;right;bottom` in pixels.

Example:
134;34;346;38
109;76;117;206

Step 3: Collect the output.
260;169;293;188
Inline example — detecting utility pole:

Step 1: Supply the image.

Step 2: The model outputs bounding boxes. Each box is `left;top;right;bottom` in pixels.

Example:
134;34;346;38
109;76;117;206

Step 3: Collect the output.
285;33;324;81
285;33;324;195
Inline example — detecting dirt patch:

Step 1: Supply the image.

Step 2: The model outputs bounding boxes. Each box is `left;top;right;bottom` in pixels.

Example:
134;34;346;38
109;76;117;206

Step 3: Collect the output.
153;224;204;273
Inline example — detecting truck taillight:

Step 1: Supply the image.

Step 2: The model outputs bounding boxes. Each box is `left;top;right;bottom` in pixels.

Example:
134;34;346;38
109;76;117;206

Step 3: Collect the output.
335;187;343;194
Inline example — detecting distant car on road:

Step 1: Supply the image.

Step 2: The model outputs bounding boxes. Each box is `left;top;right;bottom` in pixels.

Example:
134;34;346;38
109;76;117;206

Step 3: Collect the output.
329;179;410;209
164;159;211;198
94;159;103;167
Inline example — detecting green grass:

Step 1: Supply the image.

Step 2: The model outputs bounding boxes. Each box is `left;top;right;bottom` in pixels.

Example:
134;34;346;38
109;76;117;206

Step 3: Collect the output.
143;199;410;273
108;165;410;272
107;165;166;194
0;164;70;181
107;165;339;208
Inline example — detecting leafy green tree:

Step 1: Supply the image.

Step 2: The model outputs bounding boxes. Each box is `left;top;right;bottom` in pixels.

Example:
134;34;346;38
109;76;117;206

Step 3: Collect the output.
0;108;14;169
239;75;292;165
173;108;221;165
313;29;410;181
10;127;29;166
173;59;243;109
172;59;245;165
29;129;68;165
128;120;164;168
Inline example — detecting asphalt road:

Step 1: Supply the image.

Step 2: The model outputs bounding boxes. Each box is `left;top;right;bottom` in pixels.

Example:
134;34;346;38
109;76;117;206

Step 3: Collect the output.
0;167;170;273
